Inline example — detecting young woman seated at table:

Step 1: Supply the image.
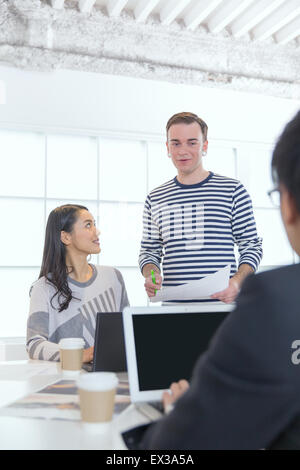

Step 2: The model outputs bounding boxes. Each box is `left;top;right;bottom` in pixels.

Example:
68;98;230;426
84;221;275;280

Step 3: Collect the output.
27;204;129;362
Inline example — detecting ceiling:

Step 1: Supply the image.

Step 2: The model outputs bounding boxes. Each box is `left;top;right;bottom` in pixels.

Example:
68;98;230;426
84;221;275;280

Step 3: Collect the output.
1;0;299;99
53;0;300;46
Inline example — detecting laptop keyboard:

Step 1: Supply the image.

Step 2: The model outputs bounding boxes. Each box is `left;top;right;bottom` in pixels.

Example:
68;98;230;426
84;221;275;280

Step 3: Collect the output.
151;401;164;413
81;362;93;372
135;402;164;421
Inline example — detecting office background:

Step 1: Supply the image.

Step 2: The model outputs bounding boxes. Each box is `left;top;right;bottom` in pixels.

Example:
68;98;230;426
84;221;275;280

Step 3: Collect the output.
0;0;300;341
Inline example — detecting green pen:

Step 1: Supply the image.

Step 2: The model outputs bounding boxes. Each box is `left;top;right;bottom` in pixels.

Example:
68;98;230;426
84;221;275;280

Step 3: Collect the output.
151;269;157;295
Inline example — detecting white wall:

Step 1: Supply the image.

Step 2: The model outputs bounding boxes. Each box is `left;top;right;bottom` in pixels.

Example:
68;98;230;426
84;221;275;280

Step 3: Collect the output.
0;65;299;143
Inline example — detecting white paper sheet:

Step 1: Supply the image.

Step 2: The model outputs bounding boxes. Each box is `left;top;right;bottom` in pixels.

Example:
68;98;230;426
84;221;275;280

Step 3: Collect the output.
150;264;231;303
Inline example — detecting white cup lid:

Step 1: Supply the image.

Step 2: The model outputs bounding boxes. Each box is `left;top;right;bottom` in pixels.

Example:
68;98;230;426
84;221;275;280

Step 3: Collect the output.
59;337;85;349
77;372;118;391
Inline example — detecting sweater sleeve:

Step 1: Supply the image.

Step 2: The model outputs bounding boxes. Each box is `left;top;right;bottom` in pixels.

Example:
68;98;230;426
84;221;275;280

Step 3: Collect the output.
114;269;130;311
232;182;263;272
26;281;60;361
138;195;163;273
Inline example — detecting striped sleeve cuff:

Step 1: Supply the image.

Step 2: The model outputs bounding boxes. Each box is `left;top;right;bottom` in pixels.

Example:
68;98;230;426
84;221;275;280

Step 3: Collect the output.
139;257;161;274
27;337;60;361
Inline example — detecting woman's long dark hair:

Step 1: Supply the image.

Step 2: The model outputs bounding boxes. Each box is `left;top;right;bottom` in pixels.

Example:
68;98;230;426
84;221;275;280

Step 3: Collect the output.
39;204;88;312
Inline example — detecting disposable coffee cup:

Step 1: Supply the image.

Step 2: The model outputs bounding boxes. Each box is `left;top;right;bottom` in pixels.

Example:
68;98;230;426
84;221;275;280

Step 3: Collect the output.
59;337;85;376
77;372;118;431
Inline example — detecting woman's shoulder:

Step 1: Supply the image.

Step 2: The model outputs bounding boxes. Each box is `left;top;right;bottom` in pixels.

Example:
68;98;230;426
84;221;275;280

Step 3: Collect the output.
29;276;54;297
94;265;125;283
94;264;121;276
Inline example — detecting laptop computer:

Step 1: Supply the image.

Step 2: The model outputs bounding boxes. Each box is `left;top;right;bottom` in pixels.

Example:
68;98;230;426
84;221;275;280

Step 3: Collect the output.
122;304;233;417
82;312;127;373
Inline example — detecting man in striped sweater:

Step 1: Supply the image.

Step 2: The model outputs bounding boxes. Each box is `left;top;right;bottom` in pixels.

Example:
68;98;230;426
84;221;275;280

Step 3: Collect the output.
140;112;262;304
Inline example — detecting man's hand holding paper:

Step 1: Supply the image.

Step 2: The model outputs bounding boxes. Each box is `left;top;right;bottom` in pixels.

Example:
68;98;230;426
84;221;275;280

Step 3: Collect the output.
210;277;240;304
150;265;231;303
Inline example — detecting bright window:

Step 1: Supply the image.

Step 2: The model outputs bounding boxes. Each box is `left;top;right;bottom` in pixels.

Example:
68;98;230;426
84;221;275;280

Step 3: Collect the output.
0;130;45;198
47;135;98;200
0;130;296;337
0;268;40;337
0;199;44;266
254;208;295;266
98;202;144;266
99;138;147;202
236;144;274;208
206;143;236;180
148;141;175;191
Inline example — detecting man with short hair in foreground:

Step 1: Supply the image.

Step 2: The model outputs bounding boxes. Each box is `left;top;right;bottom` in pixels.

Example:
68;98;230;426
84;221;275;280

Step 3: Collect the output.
123;110;300;450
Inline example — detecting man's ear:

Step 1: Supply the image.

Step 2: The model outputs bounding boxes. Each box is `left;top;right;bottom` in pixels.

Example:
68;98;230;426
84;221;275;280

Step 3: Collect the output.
166;141;171;158
280;186;298;225
61;230;71;246
203;140;208;153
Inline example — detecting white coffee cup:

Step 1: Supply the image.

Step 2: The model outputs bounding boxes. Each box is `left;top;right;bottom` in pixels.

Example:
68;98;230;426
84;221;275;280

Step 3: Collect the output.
77;372;118;430
59;337;85;376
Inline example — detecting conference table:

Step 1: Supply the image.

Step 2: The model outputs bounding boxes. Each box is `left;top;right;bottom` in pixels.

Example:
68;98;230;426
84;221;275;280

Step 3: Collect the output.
0;359;154;450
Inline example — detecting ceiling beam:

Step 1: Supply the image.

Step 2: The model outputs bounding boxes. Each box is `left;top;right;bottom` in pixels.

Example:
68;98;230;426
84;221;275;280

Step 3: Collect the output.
183;0;223;31
50;0;65;9
160;0;192;26
107;0;128;17
207;0;255;34
134;0;160;22
231;0;286;38
78;0;97;13
275;15;300;44
251;0;300;41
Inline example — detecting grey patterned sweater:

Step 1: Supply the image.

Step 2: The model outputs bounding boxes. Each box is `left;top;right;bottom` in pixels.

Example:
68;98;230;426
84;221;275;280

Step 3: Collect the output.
26;265;129;361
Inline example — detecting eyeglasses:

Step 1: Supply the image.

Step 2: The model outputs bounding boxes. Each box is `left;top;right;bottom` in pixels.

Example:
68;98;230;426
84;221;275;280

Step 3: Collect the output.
267;187;281;208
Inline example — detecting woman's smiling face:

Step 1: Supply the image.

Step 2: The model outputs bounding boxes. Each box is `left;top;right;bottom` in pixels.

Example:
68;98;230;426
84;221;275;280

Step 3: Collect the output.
62;209;101;256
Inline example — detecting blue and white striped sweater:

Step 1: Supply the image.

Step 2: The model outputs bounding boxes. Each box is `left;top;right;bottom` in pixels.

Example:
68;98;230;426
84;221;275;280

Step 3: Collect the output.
139;172;262;303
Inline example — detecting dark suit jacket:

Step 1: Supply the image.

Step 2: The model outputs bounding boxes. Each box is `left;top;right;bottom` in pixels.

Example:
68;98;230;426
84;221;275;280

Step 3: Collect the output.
123;264;300;450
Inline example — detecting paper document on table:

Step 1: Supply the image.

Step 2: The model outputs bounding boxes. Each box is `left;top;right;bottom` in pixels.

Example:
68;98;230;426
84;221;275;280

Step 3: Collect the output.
150;264;231;303
0;379;131;421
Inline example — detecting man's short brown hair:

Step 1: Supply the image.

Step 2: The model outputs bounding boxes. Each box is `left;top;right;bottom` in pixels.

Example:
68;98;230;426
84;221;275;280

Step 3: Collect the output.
166;112;208;141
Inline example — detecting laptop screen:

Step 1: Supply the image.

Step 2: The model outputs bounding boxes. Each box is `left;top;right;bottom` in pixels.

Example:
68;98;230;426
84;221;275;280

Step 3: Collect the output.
133;311;228;391
123;305;233;402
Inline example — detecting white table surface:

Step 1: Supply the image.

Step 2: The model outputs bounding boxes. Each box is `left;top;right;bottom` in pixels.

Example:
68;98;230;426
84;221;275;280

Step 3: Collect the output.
0;360;150;450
